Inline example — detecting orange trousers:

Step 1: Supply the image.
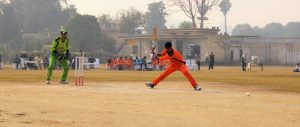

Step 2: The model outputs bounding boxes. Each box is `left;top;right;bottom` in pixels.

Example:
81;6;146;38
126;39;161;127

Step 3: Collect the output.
152;64;197;87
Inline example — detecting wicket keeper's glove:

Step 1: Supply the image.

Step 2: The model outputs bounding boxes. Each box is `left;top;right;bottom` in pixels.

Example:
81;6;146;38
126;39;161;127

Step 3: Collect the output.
52;50;60;57
52;50;63;60
64;50;70;60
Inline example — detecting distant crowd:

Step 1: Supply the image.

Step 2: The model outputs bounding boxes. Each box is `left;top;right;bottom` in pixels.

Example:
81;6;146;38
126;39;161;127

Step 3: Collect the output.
106;56;170;71
13;54;48;70
11;53;98;70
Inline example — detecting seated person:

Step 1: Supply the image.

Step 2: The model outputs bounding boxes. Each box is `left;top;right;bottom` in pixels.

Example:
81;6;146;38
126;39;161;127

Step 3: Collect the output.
134;56;141;70
112;57;117;70
123;57;129;70
117;57;124;70
126;56;134;70
293;63;300;72
88;56;96;69
106;57;112;70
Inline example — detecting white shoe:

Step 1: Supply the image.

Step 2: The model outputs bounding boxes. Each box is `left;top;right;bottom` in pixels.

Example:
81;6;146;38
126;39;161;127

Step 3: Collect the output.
193;85;201;91
46;80;50;85
145;82;155;88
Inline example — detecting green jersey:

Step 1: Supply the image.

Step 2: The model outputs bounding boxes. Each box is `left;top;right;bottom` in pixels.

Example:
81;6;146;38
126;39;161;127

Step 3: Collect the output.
51;37;69;55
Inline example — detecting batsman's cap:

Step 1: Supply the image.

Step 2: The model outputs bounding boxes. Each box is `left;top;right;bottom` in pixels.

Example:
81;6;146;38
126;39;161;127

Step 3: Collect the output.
165;42;172;48
60;26;68;34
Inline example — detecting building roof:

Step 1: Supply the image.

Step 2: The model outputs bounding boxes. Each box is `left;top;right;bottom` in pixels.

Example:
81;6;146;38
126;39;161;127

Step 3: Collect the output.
119;28;220;40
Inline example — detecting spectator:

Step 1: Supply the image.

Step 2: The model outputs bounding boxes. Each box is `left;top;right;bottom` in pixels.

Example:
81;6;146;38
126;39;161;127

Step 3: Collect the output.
195;53;201;70
151;56;159;70
141;56;148;70
127;56;134;70
43;56;49;70
208;52;215;70
20;52;28;70
241;53;247;71
28;55;34;70
106;56;112;70
293;63;300;72
117;56;124;70
134;56;141;70
13;55;21;69
112;56;117;70
88;56;96;69
123;56;128;70
35;55;42;70
20;52;28;59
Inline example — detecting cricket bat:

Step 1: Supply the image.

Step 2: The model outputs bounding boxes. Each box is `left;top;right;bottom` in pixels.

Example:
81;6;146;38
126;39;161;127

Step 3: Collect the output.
151;27;157;54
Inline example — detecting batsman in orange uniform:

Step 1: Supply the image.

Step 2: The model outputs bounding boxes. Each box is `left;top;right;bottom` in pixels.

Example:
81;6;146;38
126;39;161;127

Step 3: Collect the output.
146;42;201;91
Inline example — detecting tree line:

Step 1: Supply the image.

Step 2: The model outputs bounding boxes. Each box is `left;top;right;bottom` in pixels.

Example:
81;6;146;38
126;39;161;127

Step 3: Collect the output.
0;0;298;62
0;0;113;62
231;22;300;38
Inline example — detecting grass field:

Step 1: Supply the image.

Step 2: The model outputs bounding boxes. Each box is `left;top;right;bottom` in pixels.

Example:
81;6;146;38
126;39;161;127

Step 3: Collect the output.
0;65;300;127
1;65;300;93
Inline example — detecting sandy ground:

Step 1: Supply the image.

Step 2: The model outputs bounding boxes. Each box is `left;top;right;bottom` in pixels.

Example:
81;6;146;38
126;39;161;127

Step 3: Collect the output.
0;81;299;127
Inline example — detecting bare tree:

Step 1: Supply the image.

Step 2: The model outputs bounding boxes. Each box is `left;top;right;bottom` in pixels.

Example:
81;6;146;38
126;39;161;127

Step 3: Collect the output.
168;0;198;28
219;0;231;33
0;0;7;14
98;14;117;31
195;0;219;29
61;0;68;8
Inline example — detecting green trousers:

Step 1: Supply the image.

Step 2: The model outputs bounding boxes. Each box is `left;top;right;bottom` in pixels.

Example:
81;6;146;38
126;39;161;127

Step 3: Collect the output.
46;55;69;81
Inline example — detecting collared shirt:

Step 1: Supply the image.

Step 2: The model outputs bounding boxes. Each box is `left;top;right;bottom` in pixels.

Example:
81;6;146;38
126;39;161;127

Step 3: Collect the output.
51;37;69;54
159;48;185;66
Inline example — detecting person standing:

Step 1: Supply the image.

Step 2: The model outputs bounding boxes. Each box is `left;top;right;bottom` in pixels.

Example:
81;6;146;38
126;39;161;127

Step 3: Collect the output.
146;42;201;91
141;56;148;70
13;55;21;69
208;52;215;70
36;55;43;70
28;55;34;70
195;53;201;70
46;27;70;84
106;56;112;70
241;53;247;71
43;56;49;70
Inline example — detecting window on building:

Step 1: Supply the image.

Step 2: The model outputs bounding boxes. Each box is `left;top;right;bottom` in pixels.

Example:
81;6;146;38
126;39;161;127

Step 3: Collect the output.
133;45;138;54
192;45;201;57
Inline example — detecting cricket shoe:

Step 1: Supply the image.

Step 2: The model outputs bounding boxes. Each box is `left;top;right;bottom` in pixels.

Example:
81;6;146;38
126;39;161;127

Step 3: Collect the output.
59;80;69;84
145;82;155;88
46;80;50;85
193;85;201;91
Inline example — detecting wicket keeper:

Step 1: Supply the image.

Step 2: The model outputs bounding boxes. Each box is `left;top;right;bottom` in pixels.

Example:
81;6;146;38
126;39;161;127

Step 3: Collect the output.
46;27;70;84
146;42;201;91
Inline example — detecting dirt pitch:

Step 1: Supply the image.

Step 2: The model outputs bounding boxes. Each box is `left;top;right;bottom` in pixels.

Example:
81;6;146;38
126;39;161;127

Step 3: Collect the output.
0;66;300;127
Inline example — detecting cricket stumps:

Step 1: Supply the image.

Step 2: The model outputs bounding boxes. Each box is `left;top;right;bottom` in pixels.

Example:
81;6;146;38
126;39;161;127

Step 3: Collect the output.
75;52;84;86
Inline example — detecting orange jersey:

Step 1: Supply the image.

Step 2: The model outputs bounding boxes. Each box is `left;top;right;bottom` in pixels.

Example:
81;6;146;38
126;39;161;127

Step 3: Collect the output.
151;58;159;65
128;59;133;65
159;48;185;66
113;59;117;64
117;59;124;65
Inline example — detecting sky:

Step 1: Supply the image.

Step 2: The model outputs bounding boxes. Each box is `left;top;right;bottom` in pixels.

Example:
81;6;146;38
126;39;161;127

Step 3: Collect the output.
68;0;300;33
